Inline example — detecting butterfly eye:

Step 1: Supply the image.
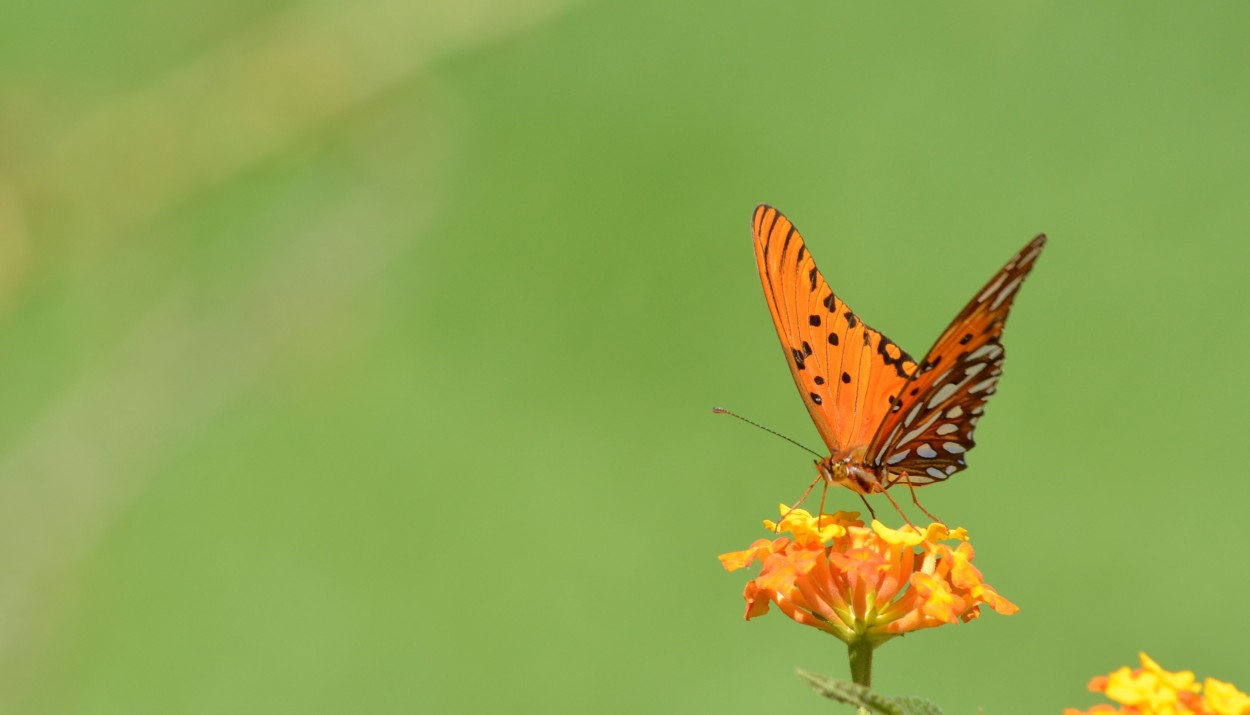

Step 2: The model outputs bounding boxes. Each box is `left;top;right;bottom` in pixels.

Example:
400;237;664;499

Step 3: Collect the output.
825;462;849;483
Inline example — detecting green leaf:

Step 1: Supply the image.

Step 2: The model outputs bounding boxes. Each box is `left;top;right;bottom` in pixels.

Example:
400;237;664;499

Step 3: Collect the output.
795;669;945;715
887;695;945;715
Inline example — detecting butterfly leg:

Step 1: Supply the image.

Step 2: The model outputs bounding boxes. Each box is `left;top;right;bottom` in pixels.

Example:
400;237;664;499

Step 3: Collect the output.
776;472;825;532
901;474;941;523
856;493;877;521
879;487;915;527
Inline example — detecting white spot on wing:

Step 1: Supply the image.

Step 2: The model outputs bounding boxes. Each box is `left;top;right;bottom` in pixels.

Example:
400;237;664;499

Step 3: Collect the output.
977;273;1007;303
946;405;963;419
970;377;998;394
886;450;910;465
904;402;923;426
942;442;966;454
872;425;905;463
899;411;942;444
969;344;1004;361
917;443;937;459
928;381;959;408
926;467;946;479
944;464;958;475
990;276;1024;310
936;423;958;436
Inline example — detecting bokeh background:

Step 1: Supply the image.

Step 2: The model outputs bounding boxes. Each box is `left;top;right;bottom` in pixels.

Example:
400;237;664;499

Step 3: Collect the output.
1;2;1247;713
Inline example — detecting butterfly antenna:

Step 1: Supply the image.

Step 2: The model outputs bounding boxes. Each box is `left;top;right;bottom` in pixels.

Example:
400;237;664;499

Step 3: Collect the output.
711;407;823;459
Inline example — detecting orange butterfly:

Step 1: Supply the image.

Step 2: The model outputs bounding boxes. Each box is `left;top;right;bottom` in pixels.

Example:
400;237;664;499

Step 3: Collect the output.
749;205;1045;519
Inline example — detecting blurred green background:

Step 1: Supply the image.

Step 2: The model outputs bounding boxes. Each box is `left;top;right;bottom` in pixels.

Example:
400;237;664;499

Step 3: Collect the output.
0;1;1247;713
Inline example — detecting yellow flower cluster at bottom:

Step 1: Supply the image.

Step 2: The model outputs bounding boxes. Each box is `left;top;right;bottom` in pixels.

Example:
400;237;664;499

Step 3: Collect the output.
718;506;1017;647
1066;653;1250;715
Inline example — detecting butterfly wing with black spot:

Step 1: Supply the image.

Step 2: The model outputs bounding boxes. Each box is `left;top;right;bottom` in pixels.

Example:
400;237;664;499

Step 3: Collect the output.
865;234;1047;484
752;205;920;456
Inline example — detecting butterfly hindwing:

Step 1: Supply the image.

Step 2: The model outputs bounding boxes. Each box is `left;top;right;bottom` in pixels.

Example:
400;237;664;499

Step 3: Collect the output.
866;234;1047;484
752;205;919;454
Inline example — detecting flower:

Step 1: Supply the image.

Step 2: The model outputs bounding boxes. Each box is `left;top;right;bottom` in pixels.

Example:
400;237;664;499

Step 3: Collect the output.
1065;653;1250;715
718;506;1017;647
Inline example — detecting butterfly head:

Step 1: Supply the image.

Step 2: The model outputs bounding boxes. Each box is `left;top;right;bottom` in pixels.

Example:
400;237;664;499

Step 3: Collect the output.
816;449;880;496
815;457;846;484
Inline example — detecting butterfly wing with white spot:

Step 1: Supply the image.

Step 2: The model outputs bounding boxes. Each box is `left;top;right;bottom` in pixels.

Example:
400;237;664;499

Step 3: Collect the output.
866;234;1047;484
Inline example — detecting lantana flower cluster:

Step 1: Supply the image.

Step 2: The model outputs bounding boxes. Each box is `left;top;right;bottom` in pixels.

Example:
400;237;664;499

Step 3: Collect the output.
1066;653;1250;715
718;506;1017;647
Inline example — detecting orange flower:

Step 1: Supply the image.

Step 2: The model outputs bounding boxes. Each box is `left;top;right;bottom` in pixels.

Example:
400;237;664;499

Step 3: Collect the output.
718;506;1017;647
1065;653;1250;715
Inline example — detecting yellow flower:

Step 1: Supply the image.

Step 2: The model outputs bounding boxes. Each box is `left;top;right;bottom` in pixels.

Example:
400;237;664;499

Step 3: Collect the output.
718;506;1017;647
1067;653;1250;715
1205;679;1250;715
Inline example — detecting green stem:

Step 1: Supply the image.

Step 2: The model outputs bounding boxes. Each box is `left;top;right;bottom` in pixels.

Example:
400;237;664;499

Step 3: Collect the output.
848;640;873;715
848;639;873;687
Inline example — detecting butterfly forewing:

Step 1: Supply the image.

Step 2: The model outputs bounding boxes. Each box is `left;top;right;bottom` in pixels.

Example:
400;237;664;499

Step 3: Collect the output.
867;234;1047;483
752;205;919;454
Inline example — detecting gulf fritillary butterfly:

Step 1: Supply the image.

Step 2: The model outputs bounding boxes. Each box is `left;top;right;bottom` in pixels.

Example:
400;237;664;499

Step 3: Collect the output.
750;204;1046;517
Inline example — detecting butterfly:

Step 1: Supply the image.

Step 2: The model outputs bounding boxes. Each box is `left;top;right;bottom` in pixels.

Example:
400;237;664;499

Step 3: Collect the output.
750;204;1045;519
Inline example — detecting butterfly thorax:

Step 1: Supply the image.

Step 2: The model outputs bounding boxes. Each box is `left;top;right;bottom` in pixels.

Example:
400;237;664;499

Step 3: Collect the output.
816;447;886;496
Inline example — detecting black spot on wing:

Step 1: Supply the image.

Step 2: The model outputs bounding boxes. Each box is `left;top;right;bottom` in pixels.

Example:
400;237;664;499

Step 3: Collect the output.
877;337;917;379
920;355;943;373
